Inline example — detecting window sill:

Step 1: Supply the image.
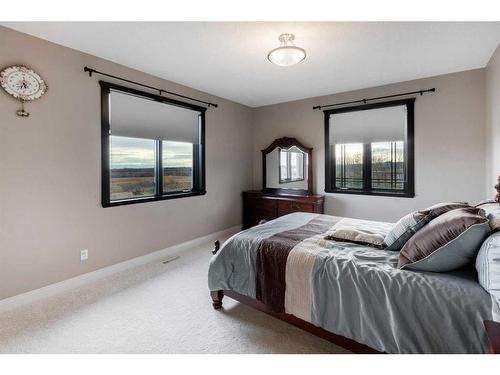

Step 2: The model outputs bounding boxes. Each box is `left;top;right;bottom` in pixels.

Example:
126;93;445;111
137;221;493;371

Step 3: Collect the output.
102;190;206;207
279;179;305;184
325;188;414;198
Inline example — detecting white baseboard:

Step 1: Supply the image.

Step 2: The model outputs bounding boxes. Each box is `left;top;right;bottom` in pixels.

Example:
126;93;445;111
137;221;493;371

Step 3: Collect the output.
0;225;241;313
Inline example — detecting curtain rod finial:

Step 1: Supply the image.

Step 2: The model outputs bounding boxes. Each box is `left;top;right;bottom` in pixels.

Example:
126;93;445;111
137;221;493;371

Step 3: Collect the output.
83;66;93;77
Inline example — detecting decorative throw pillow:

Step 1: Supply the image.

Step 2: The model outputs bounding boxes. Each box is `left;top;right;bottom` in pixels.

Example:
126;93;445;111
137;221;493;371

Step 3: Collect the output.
476;202;500;233
325;226;385;249
424;201;470;219
384;211;431;251
476;231;500;304
398;207;490;272
475;200;497;206
384;202;470;251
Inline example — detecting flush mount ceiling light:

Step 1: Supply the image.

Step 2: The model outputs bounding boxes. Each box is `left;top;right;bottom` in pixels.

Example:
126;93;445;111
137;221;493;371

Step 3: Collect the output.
267;33;306;67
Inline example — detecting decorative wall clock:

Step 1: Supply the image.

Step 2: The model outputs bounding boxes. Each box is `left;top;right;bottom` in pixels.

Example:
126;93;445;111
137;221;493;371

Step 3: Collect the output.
0;65;48;117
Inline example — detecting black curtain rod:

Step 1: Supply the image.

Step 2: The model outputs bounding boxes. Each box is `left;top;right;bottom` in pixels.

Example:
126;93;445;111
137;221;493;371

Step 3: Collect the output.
83;66;218;108
312;88;436;110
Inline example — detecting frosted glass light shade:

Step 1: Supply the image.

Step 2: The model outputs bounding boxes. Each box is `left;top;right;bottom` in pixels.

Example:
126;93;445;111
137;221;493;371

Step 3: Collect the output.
267;46;306;67
267;33;306;67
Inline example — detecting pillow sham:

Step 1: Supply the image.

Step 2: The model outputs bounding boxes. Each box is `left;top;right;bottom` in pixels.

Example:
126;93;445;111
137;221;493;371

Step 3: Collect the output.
398;207;490;272
424;201;470;219
384;202;470;251
325;226;385;249
476;231;500;304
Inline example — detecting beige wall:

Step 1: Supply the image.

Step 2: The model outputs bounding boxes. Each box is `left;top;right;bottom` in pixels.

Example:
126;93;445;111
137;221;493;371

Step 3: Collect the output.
0;26;493;300
486;45;500;197
0;27;254;299
252;69;487;222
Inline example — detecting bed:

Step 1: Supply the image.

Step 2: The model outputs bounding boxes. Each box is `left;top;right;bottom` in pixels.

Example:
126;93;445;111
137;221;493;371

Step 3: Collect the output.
208;212;500;354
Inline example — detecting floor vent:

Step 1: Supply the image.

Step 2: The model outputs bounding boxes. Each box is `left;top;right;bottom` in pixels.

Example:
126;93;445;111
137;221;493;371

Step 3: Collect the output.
162;256;180;264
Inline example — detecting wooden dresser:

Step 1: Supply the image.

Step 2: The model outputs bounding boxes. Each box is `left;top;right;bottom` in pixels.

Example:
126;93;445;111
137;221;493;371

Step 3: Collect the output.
242;190;325;229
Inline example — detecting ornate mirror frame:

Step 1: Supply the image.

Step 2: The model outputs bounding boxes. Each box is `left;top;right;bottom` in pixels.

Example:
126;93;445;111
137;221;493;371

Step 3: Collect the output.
262;137;313;195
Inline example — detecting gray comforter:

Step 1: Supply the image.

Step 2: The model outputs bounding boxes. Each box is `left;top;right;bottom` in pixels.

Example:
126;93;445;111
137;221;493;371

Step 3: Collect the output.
208;212;500;353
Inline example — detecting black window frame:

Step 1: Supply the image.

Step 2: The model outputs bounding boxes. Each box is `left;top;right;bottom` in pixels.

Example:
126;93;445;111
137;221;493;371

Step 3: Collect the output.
100;81;206;207
324;98;415;198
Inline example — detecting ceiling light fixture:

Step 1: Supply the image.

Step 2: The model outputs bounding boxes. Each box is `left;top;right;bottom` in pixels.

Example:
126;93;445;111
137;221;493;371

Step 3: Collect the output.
267;33;306;67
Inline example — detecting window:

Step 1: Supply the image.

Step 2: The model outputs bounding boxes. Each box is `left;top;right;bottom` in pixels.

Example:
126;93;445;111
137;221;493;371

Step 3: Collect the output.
371;141;405;190
279;146;305;183
110;136;156;200
162;140;193;193
325;99;414;197
101;82;206;207
335;143;363;189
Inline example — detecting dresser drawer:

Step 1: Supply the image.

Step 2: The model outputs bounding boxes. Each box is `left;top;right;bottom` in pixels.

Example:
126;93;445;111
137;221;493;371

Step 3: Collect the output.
254;199;278;219
244;197;278;227
242;191;324;229
278;200;314;214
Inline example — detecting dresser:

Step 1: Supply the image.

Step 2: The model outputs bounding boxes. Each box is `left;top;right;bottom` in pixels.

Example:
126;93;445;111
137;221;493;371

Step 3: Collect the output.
242;190;324;229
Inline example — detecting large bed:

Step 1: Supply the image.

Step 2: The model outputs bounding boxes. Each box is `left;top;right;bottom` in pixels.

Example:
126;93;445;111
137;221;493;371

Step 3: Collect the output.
208;212;500;354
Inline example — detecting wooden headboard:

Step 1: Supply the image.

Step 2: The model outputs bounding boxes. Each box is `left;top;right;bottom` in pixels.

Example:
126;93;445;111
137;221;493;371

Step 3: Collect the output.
496;175;500;203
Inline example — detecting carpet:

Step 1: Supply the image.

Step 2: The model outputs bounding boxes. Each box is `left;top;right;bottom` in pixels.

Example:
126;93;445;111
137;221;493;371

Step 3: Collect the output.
0;236;350;353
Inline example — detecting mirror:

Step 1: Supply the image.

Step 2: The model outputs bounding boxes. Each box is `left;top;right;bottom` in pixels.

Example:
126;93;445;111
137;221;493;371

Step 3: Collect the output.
262;137;312;195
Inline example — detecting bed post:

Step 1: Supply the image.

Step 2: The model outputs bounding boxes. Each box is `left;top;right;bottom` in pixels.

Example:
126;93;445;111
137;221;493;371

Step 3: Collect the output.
495;175;500;203
211;290;224;309
210;240;223;309
212;240;220;255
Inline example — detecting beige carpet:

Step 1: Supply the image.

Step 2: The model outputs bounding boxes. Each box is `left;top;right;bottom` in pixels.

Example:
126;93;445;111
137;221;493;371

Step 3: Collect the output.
0;236;350;354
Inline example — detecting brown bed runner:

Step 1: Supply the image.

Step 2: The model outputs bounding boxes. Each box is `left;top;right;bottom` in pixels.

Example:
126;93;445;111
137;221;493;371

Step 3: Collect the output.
255;215;339;312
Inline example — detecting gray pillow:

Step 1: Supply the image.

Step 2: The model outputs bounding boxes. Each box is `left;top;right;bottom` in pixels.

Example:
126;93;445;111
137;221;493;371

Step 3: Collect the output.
384;211;431;251
399;207;490;272
384;202;470;251
476;231;500;304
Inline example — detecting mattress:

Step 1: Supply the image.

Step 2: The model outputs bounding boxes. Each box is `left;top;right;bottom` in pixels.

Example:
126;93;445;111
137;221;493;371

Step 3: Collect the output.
208;212;500;353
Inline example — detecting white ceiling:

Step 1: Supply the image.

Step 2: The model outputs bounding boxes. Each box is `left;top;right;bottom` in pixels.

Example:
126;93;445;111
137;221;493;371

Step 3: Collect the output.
3;22;500;107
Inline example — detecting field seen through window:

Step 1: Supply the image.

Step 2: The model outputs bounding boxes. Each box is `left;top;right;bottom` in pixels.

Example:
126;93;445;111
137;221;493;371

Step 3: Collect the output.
110;136;193;201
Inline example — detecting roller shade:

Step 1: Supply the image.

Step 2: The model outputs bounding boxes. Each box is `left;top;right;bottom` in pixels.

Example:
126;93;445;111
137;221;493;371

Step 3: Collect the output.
329;105;406;144
110;90;200;144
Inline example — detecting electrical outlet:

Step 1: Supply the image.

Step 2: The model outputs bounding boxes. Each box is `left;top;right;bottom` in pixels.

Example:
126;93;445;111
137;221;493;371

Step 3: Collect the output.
80;249;88;261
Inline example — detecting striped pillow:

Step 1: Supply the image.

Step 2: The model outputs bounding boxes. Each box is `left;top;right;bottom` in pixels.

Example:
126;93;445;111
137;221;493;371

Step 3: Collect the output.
384;211;430;251
476;231;500;305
